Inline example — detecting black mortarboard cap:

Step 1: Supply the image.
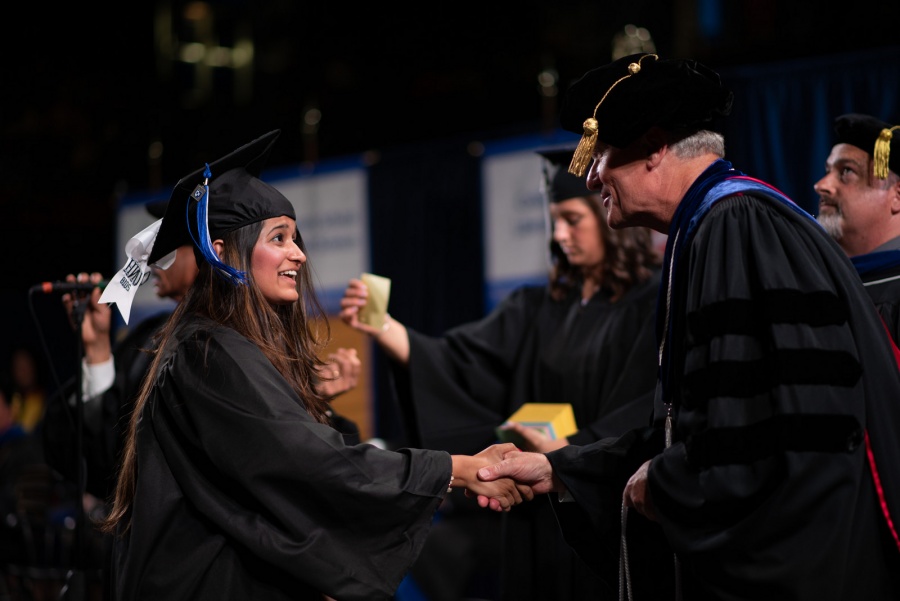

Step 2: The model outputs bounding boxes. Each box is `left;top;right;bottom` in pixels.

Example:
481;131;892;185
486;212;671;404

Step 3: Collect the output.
834;113;900;179
145;198;197;251
537;147;592;202
560;53;733;176
148;129;296;266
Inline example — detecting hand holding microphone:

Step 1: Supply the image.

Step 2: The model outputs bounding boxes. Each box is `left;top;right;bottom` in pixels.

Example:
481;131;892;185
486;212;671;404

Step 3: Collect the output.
52;273;114;362
30;280;110;294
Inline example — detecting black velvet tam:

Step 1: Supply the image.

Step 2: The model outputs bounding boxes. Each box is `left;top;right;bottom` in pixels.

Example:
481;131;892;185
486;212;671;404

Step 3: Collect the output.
834;113;900;175
559;53;734;149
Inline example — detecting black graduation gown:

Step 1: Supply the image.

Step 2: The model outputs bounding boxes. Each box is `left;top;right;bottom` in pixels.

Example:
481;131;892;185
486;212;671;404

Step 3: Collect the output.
848;236;900;347
858;261;900;346
395;275;661;600
550;192;900;600
44;310;361;502
112;316;452;601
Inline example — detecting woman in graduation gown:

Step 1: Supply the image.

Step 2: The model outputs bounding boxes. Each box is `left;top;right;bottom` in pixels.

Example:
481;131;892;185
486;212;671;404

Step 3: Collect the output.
99;130;528;601
338;148;662;600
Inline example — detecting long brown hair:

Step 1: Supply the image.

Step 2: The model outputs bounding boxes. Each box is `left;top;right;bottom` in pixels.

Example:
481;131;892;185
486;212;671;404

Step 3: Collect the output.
548;193;661;301
101;220;331;534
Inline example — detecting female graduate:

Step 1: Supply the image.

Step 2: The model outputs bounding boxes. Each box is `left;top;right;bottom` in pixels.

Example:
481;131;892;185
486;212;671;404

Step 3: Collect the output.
100;130;527;601
338;148;663;600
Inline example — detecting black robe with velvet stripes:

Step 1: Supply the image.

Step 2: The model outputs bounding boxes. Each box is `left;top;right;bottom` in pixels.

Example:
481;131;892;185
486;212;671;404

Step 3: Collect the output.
392;276;661;601
548;172;900;601
111;316;451;601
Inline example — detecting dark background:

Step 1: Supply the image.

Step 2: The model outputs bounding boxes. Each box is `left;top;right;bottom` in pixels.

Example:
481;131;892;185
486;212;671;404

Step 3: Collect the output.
4;0;900;392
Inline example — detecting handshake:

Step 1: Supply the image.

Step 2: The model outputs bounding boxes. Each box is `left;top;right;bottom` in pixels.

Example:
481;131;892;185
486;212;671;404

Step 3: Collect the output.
453;442;559;512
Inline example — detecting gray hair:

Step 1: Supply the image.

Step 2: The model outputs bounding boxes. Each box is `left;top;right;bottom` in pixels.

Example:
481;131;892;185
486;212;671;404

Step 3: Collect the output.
669;129;725;159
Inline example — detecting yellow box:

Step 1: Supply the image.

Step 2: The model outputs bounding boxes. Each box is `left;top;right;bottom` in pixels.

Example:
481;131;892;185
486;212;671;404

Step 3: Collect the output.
495;403;577;446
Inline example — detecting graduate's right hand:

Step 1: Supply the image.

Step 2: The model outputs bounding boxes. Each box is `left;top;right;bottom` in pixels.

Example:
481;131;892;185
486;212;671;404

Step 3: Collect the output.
451;445;533;512
473;443;534;510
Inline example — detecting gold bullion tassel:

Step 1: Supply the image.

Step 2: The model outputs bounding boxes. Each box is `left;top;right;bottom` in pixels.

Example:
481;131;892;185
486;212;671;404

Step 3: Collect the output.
874;125;900;180
569;118;598;177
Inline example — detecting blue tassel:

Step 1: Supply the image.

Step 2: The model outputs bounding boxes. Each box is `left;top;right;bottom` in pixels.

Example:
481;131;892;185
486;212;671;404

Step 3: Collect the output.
191;163;247;285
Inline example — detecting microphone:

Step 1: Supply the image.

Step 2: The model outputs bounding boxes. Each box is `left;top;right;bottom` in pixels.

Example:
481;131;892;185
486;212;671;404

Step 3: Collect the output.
30;280;110;294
